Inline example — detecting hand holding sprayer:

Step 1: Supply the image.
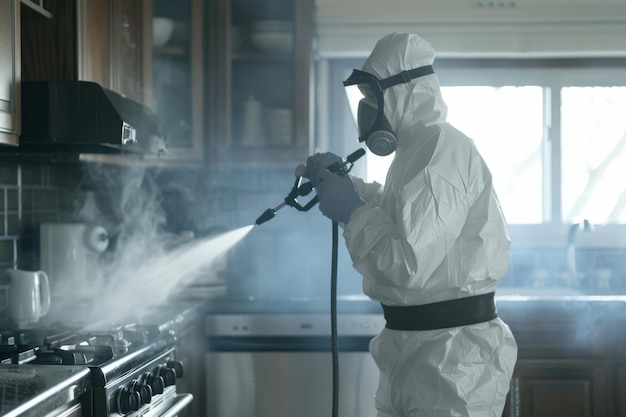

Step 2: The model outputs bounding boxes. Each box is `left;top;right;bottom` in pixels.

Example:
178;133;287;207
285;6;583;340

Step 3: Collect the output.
255;148;366;225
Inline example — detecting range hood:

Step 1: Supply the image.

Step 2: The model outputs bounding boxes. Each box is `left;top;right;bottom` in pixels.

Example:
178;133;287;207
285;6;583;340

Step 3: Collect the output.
15;80;167;156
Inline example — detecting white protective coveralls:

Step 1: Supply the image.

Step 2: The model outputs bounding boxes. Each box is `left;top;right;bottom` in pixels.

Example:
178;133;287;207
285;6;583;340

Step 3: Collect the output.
342;33;518;417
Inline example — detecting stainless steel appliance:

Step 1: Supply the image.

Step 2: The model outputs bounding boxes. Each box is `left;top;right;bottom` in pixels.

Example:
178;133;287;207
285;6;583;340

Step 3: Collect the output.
0;364;92;417
205;313;385;417
0;323;192;417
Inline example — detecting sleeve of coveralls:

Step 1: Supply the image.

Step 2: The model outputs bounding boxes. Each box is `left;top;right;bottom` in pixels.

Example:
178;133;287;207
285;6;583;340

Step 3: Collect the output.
343;166;480;291
350;175;384;207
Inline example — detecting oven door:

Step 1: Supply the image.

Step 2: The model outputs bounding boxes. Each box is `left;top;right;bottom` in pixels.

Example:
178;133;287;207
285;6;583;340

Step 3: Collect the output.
121;392;193;417
205;335;379;417
151;393;193;417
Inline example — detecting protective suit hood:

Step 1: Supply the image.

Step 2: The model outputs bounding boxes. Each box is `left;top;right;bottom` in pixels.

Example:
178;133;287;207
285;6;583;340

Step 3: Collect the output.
362;33;448;148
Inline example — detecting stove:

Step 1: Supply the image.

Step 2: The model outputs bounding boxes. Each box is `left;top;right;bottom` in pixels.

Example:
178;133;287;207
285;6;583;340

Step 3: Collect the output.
0;323;192;417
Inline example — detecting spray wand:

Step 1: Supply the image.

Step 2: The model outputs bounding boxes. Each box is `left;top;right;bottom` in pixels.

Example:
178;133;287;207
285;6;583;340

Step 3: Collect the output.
255;148;366;226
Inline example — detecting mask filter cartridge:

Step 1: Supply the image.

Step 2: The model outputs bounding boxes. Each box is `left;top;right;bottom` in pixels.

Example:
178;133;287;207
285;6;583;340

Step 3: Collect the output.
366;129;396;156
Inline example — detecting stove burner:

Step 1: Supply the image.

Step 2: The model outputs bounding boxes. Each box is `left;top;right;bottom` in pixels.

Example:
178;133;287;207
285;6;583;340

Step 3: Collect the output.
81;328;142;355
0;345;38;364
0;334;15;345
0;324;161;366
33;345;115;365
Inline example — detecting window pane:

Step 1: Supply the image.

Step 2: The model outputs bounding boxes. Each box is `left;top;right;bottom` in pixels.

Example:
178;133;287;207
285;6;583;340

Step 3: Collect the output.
561;86;626;224
442;86;544;224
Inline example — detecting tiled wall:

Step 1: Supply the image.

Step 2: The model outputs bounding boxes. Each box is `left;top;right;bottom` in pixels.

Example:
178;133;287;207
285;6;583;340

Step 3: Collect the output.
0;162;82;270
1;160;625;297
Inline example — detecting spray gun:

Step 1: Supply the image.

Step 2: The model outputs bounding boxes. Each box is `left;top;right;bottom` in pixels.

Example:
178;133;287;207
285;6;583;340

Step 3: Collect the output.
255;148;366;225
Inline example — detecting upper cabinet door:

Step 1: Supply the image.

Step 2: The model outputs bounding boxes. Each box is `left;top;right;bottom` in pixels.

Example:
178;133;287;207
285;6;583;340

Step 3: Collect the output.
77;0;151;105
21;0;150;105
207;0;315;166
109;0;152;104
150;0;205;162
0;0;20;146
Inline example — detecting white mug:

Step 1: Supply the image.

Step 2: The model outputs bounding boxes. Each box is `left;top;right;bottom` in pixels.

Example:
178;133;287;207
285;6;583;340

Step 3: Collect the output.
3;269;51;327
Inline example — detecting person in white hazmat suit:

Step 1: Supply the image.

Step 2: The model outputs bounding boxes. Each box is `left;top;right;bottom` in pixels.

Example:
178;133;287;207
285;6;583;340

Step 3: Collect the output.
304;33;518;417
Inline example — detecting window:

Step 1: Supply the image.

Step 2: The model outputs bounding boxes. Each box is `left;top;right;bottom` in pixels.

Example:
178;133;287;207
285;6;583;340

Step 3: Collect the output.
441;85;544;224
561;86;626;224
321;58;626;230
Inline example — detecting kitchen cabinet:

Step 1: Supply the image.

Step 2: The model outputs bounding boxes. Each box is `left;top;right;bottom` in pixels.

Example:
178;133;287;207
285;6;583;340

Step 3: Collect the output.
206;0;314;166
20;0;151;105
507;359;613;417
0;0;20;146
497;299;626;417
78;0;152;104
150;0;204;162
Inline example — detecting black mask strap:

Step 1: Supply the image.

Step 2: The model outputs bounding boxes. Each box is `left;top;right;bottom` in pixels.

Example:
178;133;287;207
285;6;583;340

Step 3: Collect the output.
378;65;435;90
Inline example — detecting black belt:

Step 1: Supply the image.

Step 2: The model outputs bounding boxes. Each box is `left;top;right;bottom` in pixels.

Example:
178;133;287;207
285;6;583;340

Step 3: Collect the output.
382;292;497;331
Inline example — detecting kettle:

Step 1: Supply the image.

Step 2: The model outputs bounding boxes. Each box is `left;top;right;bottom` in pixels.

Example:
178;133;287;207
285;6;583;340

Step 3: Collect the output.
1;268;51;328
40;223;109;295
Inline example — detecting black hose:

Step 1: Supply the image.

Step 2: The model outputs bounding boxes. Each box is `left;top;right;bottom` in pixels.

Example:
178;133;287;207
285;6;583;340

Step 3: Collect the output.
331;220;339;417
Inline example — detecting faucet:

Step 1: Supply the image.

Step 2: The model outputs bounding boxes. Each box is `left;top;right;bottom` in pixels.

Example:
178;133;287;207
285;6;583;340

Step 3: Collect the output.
566;219;594;285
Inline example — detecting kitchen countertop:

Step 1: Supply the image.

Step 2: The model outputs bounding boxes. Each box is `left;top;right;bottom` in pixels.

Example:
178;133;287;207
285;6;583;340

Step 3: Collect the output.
201;294;384;315
197;291;626;315
86;290;626;357
196;292;626;359
89;290;626;325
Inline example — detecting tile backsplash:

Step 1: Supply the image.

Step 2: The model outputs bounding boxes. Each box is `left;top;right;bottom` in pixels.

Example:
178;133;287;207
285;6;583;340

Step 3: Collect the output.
0;163;82;269
1;160;625;297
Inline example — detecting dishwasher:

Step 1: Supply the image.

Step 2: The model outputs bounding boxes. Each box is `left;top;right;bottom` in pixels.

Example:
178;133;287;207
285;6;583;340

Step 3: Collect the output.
205;313;385;417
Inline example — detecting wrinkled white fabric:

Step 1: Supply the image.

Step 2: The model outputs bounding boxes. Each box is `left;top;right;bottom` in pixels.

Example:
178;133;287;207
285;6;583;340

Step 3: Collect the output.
342;33;518;417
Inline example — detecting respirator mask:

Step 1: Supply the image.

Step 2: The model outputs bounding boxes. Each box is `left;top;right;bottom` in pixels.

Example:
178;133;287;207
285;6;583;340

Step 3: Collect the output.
342;65;435;156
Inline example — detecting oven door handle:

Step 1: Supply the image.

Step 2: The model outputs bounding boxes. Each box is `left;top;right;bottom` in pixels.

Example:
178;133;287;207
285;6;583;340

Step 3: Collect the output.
159;393;194;417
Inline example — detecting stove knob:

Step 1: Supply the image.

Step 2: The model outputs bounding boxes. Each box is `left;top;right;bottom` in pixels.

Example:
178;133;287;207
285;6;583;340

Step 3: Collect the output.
144;373;165;395
167;360;184;378
157;365;177;387
116;386;141;415
131;380;153;405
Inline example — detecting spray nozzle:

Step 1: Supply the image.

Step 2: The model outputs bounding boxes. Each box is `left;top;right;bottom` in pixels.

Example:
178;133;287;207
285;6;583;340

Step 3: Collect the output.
254;148;366;225
255;208;278;226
